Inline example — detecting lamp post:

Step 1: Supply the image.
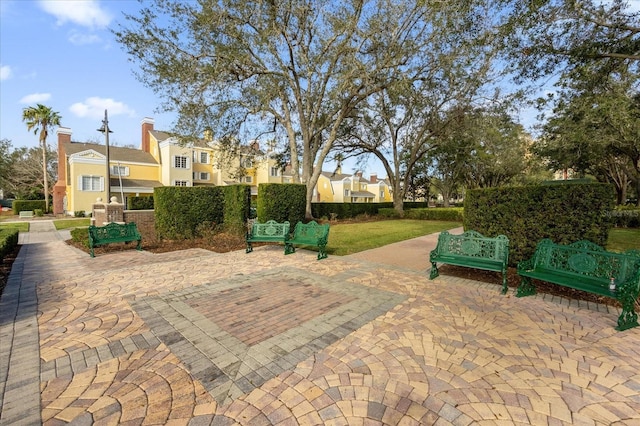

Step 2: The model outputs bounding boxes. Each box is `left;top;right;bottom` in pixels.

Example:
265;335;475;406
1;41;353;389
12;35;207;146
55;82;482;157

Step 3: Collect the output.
97;110;113;202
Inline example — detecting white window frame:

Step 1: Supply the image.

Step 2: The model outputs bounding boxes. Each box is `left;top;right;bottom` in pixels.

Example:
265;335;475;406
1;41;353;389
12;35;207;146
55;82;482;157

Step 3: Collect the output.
244;176;253;183
110;165;129;176
200;152;209;164
344;189;350;197
241;157;253;168
79;175;104;192
193;172;210;181
173;155;189;169
174;180;189;187
270;166;280;177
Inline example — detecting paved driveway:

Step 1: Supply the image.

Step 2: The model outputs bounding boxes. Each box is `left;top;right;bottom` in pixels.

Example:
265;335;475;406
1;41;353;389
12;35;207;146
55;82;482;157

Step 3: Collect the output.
1;221;639;425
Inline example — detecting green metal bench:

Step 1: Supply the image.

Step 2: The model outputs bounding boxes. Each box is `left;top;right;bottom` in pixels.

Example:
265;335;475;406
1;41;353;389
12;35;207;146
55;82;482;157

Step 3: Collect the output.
246;220;290;253
19;210;34;219
429;230;510;294
88;222;142;258
517;239;640;331
285;220;330;260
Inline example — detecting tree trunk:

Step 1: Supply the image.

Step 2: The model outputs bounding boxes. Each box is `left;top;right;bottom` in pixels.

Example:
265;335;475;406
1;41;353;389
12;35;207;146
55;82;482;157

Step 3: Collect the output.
41;140;48;213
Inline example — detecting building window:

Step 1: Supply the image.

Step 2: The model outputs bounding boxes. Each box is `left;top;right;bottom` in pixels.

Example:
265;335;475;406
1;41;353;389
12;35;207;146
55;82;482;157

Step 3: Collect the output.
380;191;384;199
193;172;209;181
241;157;253;168
174;155;188;169
110;165;129;176
79;175;103;191
244;176;253;183
200;152;209;164
270;166;280;177
344;189;350;197
175;180;188;187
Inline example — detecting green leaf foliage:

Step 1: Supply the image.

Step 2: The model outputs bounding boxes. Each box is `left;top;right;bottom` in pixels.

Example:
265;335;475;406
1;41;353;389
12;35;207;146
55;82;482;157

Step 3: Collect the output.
0;228;19;262
464;182;615;266
13;200;46;213
257;184;306;225
154;186;251;239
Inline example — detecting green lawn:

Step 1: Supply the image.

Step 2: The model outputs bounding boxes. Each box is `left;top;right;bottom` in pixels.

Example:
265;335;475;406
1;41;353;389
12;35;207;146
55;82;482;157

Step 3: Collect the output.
53;218;91;230
327;219;462;255
607;228;640;252
0;222;29;232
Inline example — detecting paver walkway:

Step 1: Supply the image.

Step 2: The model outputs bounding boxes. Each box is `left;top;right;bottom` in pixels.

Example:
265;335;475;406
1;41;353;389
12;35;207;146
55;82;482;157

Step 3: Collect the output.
1;221;639;425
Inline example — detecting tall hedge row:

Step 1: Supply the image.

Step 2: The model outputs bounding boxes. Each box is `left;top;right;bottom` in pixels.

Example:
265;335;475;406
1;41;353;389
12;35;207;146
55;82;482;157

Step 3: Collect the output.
128;196;154;210
257;184;306;225
154;185;250;239
464;183;614;266
13;200;46;213
0;229;19;262
312;202;428;219
221;185;252;233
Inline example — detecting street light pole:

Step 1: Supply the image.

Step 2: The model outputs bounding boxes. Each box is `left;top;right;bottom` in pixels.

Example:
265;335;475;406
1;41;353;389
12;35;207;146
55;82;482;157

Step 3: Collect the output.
97;110;113;202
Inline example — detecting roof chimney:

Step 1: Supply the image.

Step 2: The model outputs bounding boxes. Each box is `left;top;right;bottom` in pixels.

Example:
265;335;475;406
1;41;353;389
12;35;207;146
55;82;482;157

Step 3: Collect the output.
355;171;363;178
204;128;213;142
53;127;72;215
370;173;377;183
141;117;154;152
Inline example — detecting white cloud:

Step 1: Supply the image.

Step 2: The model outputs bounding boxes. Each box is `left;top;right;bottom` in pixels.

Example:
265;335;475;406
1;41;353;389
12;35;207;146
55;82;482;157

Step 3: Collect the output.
68;29;101;45
38;0;112;29
20;93;52;104
69;97;136;119
0;64;11;80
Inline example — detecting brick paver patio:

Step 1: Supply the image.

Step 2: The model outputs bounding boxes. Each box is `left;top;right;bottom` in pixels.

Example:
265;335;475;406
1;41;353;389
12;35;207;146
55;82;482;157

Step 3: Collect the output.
1;221;639;425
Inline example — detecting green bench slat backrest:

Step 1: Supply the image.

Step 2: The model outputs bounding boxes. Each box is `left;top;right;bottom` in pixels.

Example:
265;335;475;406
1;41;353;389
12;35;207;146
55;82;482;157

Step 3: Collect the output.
435;230;508;263
291;221;329;243
530;239;640;285
89;222;140;241
250;220;290;238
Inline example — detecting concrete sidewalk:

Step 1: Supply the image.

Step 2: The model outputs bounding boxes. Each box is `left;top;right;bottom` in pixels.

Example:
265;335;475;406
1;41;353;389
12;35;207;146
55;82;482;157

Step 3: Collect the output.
1;223;639;425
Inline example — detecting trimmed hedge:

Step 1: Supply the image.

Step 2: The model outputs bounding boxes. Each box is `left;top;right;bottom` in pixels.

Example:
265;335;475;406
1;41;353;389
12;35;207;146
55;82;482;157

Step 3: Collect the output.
128;196;154;210
464;183;614;266
154;185;251;239
257;184;306;225
0;228;19;262
610;207;640;228
221;185;252;233
312;202;428;220
13;199;46;213
379;207;464;221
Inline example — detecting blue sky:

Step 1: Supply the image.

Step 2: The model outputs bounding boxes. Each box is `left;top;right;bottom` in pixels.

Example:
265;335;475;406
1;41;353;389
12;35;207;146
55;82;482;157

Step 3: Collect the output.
1;0;638;177
0;0;175;151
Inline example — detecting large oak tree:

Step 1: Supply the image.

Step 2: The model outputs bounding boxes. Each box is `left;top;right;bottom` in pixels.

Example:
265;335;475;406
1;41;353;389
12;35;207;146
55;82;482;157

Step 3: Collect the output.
115;0;446;218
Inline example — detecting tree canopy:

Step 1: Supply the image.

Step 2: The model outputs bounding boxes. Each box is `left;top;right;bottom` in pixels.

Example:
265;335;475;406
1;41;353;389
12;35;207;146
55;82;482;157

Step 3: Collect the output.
115;0;526;217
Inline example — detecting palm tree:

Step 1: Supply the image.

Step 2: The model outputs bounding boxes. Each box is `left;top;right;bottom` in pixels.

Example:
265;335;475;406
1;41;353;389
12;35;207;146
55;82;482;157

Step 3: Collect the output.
22;104;62;213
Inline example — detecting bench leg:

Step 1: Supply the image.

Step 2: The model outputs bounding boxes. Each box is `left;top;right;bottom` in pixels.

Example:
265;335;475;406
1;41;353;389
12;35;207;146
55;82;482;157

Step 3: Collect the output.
317;244;327;260
516;276;536;297
429;263;439;280
136;239;142;251
501;269;508;295
246;242;253;253
284;243;295;255
616;291;639;331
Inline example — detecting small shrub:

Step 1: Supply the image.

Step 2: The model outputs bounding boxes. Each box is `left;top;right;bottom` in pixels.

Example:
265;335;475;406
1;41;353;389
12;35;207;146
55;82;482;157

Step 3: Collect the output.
34;209;44;217
74;210;86;218
70;227;89;248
